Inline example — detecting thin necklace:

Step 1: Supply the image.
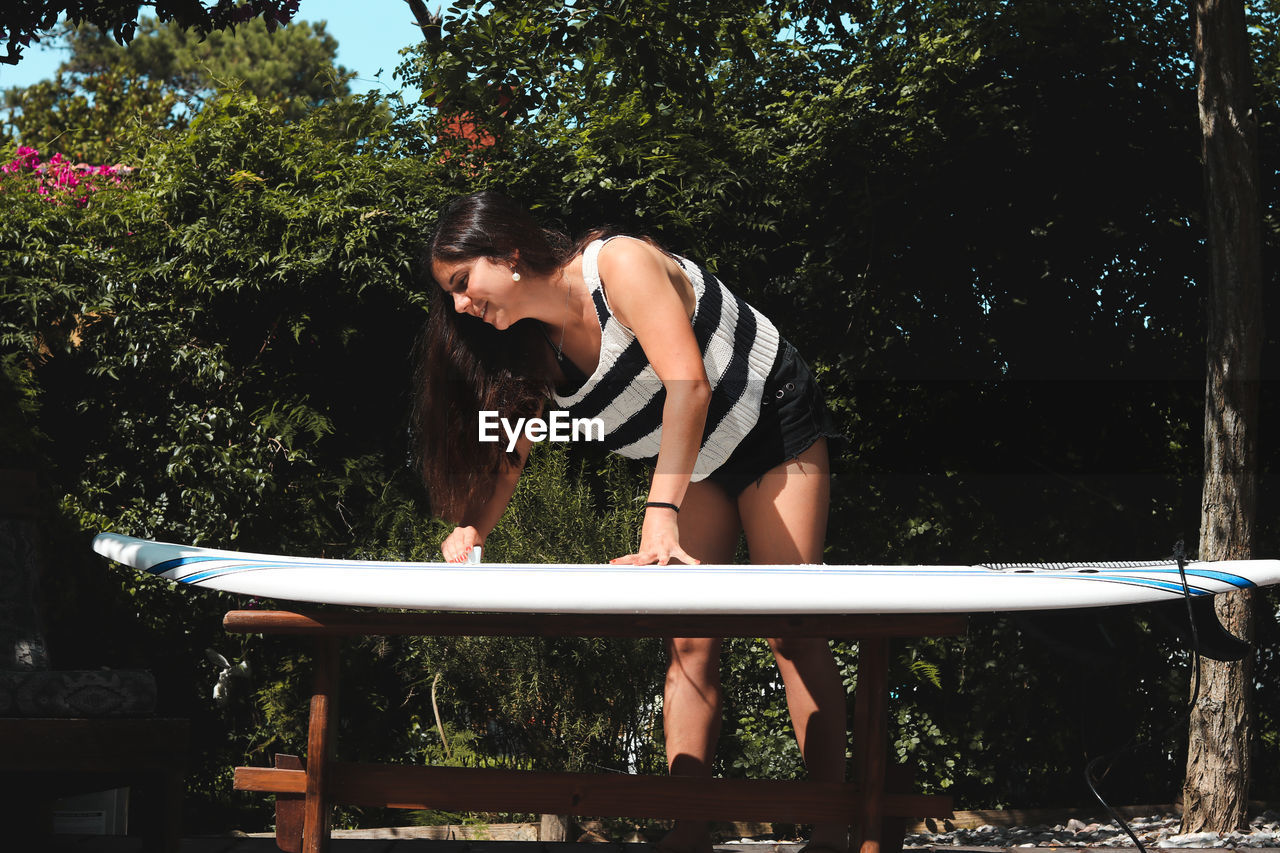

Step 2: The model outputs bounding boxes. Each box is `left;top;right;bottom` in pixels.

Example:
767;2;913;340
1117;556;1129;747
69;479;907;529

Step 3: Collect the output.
555;276;571;358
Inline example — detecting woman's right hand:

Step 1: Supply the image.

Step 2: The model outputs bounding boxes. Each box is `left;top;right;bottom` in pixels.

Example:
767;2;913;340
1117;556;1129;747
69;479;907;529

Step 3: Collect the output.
610;507;699;566
442;525;484;563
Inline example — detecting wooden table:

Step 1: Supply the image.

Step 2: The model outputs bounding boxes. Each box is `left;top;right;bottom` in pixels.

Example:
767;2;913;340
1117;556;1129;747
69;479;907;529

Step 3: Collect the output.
224;610;966;853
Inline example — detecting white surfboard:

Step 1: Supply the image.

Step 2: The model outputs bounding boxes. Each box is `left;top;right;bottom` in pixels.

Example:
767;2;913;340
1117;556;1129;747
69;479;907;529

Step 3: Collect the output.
91;533;1280;615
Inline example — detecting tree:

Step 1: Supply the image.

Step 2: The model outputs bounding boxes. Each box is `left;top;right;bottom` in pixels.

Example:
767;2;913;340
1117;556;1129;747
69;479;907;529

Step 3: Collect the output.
1182;0;1265;833
3;16;350;163
1;0;302;65
60;16;350;111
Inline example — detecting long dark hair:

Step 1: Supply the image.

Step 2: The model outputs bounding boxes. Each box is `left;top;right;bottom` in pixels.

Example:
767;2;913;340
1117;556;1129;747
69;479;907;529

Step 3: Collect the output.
412;191;585;521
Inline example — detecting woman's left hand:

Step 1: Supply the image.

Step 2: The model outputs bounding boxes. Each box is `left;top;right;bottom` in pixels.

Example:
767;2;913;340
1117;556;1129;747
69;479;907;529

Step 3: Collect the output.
610;509;700;565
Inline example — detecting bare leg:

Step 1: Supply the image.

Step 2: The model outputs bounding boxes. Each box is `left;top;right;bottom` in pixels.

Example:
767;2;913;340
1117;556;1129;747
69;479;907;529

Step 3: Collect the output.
661;480;740;853
740;439;849;852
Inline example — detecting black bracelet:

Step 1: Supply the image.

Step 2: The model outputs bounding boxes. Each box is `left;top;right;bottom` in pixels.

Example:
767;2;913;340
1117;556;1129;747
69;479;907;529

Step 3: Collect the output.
643;501;680;513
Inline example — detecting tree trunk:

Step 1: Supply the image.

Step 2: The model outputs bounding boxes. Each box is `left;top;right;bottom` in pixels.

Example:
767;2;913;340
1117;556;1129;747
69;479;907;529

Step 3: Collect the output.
540;813;575;842
1183;0;1263;835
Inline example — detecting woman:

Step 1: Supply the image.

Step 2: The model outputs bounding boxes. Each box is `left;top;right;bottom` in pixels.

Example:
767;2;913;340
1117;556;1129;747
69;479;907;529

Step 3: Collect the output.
414;190;849;853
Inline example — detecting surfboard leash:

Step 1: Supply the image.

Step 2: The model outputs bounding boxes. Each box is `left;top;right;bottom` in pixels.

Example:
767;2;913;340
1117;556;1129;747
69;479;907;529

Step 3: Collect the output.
1081;540;1201;853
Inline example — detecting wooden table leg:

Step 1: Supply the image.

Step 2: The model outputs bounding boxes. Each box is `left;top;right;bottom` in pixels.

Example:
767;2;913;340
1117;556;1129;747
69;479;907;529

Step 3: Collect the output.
304;637;340;853
138;767;186;853
881;762;914;853
274;754;305;853
851;637;890;853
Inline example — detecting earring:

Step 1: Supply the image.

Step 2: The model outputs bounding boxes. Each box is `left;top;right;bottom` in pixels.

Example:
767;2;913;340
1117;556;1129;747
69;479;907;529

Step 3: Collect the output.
511;270;521;282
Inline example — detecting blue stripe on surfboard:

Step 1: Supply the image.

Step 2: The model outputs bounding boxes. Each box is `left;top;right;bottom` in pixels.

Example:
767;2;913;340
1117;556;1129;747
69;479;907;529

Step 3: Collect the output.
171;562;1005;584
976;568;1252;593
174;569;1216;599
136;538;1256;593
154;557;1006;579
148;555;1251;584
1064;575;1214;595
149;555;222;577
154;556;1216;576
155;560;1249;597
1118;568;1256;587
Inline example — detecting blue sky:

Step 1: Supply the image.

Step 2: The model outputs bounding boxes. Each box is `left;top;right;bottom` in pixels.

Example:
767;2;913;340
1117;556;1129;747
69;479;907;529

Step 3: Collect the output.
0;0;427;98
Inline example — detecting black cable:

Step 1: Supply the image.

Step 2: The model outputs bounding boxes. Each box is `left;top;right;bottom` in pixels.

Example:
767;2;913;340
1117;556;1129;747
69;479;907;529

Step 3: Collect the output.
1082;540;1201;852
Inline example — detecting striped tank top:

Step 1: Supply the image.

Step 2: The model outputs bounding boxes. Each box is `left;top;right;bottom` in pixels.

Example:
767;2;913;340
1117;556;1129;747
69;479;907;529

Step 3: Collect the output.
552;237;781;479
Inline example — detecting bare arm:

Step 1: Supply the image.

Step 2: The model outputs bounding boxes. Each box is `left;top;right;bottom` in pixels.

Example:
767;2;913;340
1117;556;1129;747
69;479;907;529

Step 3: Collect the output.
597;238;711;566
441;429;536;563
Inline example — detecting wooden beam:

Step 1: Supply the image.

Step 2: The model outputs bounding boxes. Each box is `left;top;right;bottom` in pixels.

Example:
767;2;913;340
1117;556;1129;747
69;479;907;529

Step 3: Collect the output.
852;638;891;853
274;754;304;853
304;637;339;853
0;718;188;772
234;764;952;824
223;610;969;639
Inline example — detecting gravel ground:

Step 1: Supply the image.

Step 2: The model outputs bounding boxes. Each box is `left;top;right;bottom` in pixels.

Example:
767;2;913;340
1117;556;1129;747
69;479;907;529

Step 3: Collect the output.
901;811;1280;849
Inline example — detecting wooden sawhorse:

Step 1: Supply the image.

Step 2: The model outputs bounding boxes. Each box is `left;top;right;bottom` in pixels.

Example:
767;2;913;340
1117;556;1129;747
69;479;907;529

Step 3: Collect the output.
224;610;965;853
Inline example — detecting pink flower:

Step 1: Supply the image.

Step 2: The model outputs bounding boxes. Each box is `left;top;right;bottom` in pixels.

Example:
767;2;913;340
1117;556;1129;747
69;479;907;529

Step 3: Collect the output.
2;148;130;205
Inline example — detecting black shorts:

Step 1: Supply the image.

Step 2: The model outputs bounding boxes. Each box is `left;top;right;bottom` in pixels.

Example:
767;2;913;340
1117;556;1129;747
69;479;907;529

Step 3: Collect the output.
703;339;846;497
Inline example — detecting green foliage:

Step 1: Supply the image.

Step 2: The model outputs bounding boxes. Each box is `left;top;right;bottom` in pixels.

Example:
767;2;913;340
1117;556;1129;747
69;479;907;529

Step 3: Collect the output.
484;442;648;564
2;90;441;829
2;67;180;163
26;92;433;549
1;82;669;824
0;350;43;466
721;637;807;780
2;16;351;162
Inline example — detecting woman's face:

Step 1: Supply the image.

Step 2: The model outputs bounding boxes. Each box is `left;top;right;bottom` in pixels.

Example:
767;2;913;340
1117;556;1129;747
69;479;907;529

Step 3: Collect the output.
432;255;520;330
